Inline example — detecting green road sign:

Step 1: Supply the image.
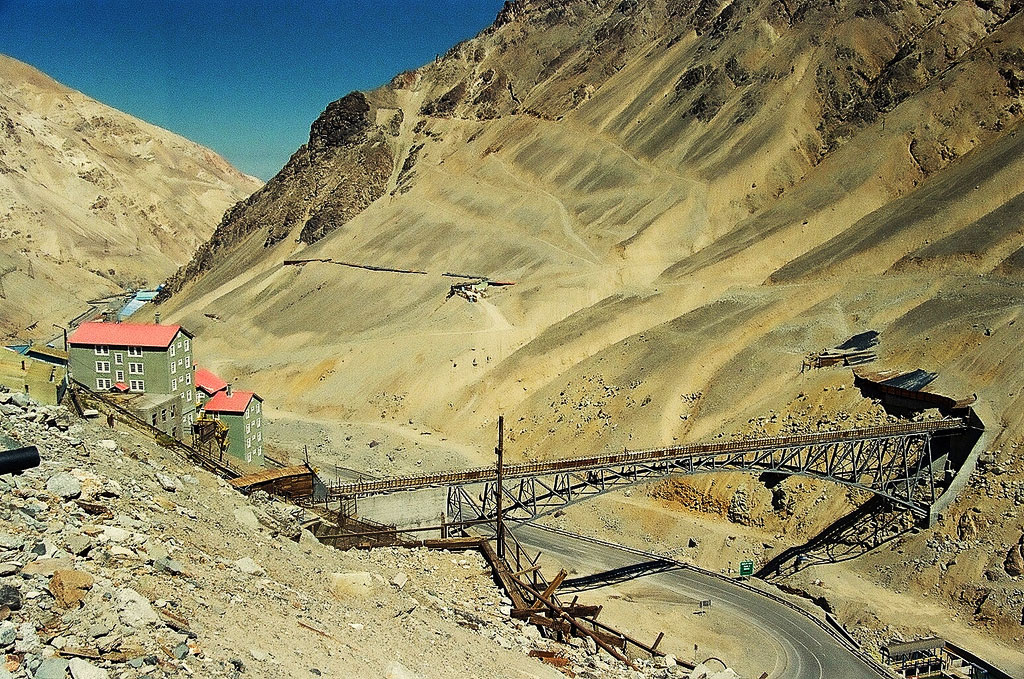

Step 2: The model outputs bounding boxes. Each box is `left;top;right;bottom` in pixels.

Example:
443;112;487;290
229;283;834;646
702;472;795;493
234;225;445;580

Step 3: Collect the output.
739;560;754;577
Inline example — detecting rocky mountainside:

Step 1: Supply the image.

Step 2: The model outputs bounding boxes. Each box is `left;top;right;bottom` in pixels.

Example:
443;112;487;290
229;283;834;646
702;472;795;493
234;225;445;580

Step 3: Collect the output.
158;0;1024;658
0;54;261;339
0;389;700;679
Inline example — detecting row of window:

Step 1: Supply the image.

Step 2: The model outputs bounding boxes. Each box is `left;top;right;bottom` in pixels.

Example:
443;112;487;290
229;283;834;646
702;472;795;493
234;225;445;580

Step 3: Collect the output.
245;445;263;463
95;361;144;374
169;355;191;374
95;345;143;357
96;378;145;391
168;338;190;357
245;431;263;449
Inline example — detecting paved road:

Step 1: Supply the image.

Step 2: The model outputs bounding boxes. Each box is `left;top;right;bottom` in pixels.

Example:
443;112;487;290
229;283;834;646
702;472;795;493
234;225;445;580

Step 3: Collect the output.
510;524;882;679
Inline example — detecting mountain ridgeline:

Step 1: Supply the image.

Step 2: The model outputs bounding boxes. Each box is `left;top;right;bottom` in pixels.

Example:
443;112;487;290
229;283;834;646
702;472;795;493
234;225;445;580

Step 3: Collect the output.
0;54;261;338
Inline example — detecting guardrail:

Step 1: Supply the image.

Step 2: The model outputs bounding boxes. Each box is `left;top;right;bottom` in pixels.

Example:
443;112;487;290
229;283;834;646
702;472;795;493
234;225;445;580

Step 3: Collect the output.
325;419;967;498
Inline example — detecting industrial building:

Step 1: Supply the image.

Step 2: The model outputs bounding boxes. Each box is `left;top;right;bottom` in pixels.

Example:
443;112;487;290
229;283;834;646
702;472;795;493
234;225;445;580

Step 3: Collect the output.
67;321;197;438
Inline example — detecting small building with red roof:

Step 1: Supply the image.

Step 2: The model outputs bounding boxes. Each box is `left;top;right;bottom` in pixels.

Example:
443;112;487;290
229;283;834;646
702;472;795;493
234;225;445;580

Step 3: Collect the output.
199;386;263;464
68;320;197;437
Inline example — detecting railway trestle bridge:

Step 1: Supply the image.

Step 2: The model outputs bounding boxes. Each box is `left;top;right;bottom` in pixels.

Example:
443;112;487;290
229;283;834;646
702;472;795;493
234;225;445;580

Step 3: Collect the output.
309;418;977;529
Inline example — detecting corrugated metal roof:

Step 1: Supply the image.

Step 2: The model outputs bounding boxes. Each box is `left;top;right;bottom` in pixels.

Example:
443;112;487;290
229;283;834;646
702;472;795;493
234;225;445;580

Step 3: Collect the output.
194;367;228;395
229;465;309;489
202;389;261;414
883;637;944;656
68;321;191;348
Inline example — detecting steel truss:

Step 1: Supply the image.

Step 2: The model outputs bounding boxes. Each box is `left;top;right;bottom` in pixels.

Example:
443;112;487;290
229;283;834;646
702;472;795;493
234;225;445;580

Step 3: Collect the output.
449;431;942;525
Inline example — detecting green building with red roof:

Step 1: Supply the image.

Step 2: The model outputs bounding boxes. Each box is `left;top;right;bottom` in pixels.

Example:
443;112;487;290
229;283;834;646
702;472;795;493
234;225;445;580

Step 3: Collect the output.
200;385;264;464
68;320;197;438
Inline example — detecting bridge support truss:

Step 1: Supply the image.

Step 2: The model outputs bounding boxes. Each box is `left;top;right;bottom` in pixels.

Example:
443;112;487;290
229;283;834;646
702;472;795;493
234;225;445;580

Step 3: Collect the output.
449;430;943;527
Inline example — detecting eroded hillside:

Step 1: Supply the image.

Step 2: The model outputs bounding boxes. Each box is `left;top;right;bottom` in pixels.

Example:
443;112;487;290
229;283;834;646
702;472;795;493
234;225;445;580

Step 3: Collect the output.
158;0;1024;657
0;54;261;339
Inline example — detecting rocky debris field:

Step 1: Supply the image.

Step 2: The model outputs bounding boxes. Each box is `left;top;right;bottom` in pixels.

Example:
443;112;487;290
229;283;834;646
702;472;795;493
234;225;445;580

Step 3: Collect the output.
0;389;734;679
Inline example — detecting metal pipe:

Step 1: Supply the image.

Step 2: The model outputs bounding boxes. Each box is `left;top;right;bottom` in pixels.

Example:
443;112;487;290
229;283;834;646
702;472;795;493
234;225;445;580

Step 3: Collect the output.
0;446;40;475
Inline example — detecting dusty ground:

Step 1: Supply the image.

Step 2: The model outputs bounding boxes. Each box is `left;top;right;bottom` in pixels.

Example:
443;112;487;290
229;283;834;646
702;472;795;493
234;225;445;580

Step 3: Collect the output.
4;391;702;679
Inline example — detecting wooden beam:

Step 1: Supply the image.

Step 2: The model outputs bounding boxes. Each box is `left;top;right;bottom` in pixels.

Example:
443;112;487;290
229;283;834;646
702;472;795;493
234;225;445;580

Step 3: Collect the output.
529;569;566;610
511;575;635;670
512;564;541;578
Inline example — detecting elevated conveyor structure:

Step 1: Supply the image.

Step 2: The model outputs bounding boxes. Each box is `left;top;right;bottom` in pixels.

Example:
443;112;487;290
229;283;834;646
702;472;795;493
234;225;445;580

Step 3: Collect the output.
308;419;973;526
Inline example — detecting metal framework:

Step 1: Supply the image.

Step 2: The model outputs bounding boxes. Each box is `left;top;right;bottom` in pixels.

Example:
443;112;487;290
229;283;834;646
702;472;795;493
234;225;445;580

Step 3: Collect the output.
310;420;963;525
448;427;949;525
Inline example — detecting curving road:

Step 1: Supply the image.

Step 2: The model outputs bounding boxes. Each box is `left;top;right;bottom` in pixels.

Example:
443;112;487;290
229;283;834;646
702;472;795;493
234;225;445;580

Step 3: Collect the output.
509;524;883;679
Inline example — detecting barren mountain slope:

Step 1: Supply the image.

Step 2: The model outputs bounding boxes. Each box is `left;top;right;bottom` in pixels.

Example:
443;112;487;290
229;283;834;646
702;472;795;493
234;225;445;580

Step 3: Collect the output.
0;54;261;339
158;0;1024;653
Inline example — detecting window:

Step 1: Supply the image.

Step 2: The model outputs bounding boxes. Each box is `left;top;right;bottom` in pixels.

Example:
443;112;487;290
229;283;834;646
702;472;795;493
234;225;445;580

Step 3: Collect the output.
246;437;251;448
187;390;193;402
151;414;157;426
128;347;142;357
129;362;144;375
94;345;109;356
256;419;260;428
169;344;175;358
257;431;261;443
171;378;177;391
170;361;176;375
180;392;185;401
114;354;123;365
178;358;183;367
130;380;145;392
116;370;124;382
185;372;191;385
185;356;191;368
245;423;251;434
255;402;261;414
95;378;111;390
257;446;262;458
161;408;167;422
95;361;110;373
183;338;190;352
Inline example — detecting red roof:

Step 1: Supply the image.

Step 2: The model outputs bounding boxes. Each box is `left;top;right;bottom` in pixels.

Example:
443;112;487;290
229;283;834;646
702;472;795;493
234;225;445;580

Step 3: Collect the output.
68;321;190;349
194;367;228;395
114;382;129;392
202;389;261;415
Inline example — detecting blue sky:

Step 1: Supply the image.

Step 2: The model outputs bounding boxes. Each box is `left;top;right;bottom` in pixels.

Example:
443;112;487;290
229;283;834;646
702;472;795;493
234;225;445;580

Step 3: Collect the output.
1;0;504;179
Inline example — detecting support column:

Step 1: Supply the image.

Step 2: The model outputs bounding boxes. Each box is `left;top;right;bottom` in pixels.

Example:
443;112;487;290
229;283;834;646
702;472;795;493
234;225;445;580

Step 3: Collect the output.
496;415;505;560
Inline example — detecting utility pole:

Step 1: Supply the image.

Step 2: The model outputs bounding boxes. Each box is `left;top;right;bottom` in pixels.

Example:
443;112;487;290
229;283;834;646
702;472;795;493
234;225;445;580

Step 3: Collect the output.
52;324;67;352
495;414;505;560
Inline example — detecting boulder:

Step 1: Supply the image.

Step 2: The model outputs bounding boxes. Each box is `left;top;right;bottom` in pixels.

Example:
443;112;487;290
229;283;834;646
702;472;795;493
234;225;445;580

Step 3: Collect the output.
33;658;69;679
1004;536;1024;577
49;569;95;608
234;557;265;576
0;584;22;610
114;587;159;627
0;620;16;647
69;658;110;679
957;513;978;541
329;571;379;598
45;472;82;499
155;473;180;492
233;507;260;530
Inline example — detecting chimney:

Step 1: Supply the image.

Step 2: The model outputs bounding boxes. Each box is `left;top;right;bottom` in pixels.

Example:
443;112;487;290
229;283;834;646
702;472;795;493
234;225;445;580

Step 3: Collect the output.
154;312;161;324
226;384;233;397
